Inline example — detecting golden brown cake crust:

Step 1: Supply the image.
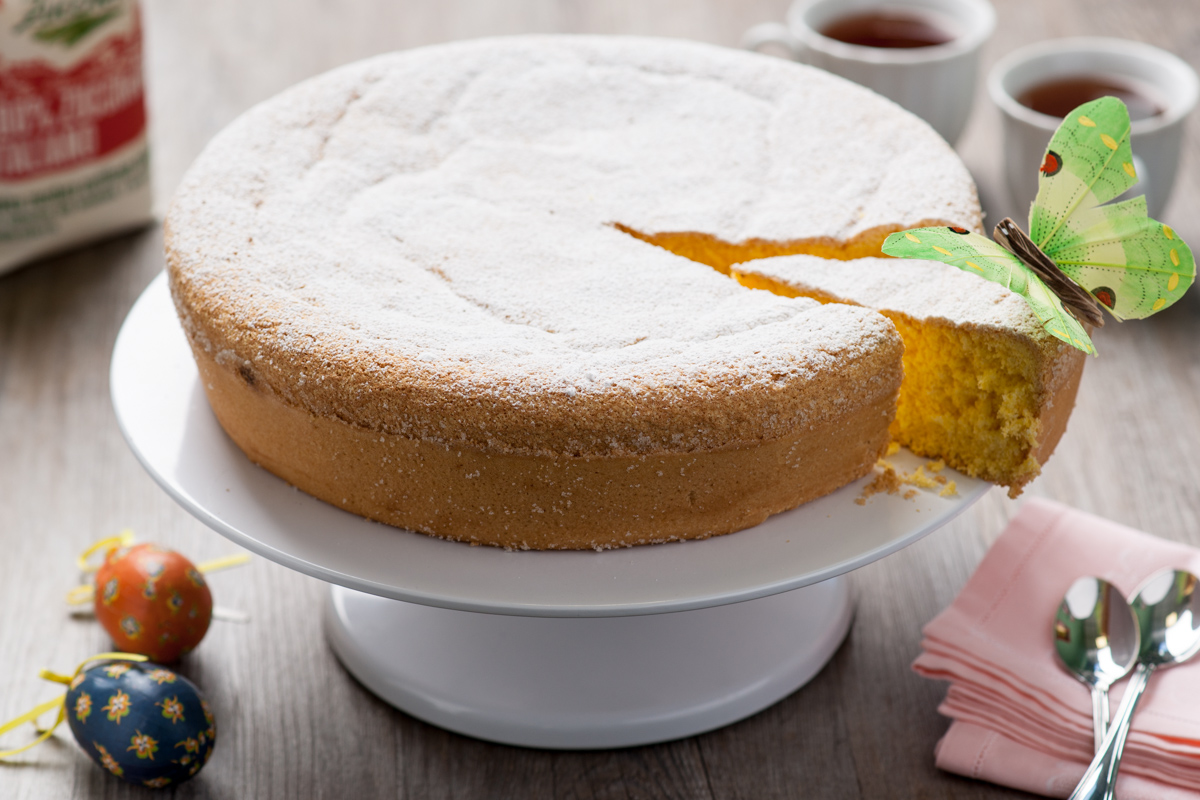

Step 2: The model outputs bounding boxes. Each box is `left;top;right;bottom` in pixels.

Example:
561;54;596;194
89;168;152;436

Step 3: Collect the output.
193;344;901;549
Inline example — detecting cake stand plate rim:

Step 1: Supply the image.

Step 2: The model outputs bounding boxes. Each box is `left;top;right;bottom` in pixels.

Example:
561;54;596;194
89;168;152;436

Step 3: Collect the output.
111;272;989;618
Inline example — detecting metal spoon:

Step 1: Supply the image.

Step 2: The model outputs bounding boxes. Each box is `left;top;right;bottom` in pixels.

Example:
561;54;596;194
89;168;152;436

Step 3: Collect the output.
1053;577;1140;751
1069;569;1200;800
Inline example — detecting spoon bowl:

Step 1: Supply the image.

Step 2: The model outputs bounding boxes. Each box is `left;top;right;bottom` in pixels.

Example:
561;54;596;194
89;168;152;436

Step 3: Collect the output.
1054;577;1140;751
1070;569;1200;800
1131;570;1200;666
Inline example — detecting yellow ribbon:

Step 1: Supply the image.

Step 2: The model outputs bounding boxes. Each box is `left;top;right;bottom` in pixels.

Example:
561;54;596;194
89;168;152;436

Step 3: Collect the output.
66;531;252;606
65;584;95;606
75;529;135;573
196;553;253;573
0;653;147;760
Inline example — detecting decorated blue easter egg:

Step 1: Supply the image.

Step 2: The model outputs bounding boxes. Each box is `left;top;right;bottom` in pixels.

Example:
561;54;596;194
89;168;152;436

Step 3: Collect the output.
64;660;215;789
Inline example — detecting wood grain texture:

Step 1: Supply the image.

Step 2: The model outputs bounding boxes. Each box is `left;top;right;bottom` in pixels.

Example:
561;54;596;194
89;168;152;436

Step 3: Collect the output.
2;0;1198;797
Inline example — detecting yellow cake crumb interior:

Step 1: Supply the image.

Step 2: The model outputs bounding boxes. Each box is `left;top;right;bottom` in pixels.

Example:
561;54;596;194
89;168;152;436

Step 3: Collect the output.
886;312;1042;490
730;270;1043;495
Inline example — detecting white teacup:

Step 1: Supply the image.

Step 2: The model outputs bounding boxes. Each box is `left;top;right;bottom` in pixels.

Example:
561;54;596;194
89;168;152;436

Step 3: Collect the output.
989;37;1199;220
742;0;995;145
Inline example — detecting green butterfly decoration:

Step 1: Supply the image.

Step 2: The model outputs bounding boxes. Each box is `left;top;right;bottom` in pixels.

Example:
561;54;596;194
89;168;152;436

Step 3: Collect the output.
882;97;1194;355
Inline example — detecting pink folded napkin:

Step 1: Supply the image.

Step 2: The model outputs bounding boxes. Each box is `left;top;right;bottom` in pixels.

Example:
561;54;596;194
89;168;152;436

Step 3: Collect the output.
913;497;1200;799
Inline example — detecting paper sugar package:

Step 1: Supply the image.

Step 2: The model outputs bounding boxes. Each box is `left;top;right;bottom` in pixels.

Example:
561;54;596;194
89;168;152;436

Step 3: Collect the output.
0;0;151;274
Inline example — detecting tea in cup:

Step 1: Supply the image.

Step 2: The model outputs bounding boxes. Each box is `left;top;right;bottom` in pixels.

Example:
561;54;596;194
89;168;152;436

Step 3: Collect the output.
742;0;996;144
989;37;1198;218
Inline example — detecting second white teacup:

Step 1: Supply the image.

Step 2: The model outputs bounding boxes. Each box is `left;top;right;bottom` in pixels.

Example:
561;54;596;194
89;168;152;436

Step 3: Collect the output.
742;0;996;145
989;37;1199;220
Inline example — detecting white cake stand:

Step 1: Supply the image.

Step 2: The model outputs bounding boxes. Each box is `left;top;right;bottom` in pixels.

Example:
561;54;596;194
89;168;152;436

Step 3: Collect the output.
111;274;988;749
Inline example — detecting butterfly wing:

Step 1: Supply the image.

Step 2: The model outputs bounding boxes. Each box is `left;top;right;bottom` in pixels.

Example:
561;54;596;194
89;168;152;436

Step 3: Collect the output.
1029;97;1137;252
1025;96;1193;321
1041;196;1195;320
881;227;1096;354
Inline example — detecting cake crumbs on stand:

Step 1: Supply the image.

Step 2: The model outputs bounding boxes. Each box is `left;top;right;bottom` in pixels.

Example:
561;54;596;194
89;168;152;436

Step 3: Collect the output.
854;450;959;505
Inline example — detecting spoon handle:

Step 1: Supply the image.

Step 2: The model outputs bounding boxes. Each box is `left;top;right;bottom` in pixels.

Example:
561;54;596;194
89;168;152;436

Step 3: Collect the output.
1089;686;1109;753
1069;663;1153;800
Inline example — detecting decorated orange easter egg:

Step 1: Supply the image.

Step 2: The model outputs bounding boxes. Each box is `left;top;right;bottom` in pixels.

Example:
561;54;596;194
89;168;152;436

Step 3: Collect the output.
94;544;213;662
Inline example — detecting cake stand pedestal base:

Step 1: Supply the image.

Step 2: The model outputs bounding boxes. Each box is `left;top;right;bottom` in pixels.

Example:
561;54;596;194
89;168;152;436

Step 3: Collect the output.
324;576;853;749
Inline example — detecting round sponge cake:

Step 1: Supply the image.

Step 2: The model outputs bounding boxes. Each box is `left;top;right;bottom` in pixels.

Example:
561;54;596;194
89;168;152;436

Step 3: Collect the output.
165;36;981;549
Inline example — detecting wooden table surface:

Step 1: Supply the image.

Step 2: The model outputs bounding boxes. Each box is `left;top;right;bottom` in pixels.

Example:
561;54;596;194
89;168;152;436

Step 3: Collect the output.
3;0;1199;797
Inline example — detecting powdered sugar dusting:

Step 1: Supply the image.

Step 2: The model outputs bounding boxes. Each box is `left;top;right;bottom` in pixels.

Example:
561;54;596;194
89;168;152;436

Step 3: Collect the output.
736;255;1058;337
165;36;973;455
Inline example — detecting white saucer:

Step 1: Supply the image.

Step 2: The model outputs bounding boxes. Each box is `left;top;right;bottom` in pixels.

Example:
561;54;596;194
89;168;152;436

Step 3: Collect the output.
112;273;987;747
